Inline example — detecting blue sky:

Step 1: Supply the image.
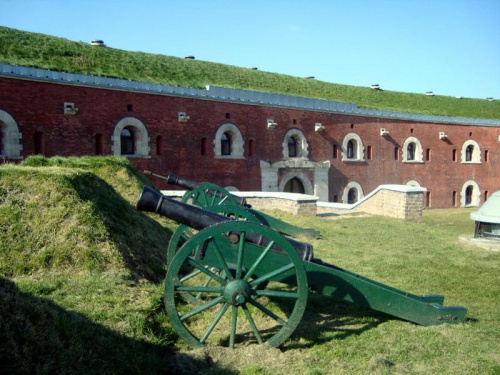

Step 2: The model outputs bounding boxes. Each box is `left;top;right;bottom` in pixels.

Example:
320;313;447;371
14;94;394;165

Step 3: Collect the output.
1;0;499;99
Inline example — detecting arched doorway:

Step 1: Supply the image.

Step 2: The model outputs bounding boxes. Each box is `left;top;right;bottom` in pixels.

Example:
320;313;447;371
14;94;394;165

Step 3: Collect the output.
284;177;305;194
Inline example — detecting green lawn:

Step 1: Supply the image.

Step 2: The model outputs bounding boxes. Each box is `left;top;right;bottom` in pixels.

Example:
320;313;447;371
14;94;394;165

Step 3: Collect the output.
1;158;499;374
1;26;499;120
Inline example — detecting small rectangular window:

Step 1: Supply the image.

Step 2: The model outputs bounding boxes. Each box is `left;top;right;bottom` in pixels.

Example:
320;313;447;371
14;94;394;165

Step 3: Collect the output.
333;145;338;159
333;195;339;202
452;149;457;162
127;104;133;112
201;137;208;156
426;191;431;207
485;150;489;162
484;190;489;201
452;191;457;207
225;113;231;119
367;145;372;160
426;148;431;161
394;147;399;161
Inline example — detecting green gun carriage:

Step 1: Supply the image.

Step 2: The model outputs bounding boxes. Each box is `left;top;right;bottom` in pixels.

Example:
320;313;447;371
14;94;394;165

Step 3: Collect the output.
136;183;466;349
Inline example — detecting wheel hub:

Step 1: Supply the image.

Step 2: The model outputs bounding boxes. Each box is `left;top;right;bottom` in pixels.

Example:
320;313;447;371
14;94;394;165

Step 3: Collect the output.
224;279;251;306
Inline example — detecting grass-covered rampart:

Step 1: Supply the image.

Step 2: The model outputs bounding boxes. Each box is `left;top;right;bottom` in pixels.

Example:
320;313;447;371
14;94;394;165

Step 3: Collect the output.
1;157;499;374
1;26;499;119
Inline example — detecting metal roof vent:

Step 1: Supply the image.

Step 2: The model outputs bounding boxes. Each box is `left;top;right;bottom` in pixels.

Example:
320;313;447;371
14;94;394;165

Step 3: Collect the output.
91;40;105;47
471;190;500;241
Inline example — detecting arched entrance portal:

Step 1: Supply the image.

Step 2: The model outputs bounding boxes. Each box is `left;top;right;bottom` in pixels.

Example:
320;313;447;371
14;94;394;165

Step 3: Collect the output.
284;177;305;194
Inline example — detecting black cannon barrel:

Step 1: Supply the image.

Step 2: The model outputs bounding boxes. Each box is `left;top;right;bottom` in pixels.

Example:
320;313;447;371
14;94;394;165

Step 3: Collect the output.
137;186;313;261
165;172;250;208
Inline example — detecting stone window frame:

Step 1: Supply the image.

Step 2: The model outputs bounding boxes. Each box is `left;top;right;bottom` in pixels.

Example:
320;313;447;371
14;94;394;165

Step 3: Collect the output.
402;136;424;163
0;109;23;159
112;117;150;158
278;171;314;195
461;140;481;164
341;133;364;162
461;180;481;207
213;123;244;159
282;128;309;159
342;181;364;204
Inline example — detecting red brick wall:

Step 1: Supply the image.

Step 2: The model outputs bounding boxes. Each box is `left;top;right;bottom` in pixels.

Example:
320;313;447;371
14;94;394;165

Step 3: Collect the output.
1;76;498;208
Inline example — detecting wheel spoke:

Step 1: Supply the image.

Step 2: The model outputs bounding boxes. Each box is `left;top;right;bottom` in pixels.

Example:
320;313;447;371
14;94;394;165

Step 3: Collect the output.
229;306;238;348
243;240;275;282
200;302;230;344
235;231;246;279
187;257;226;285
248;298;286;325
196;274;215;299
211;236;234;281
179;268;202;283
242;304;263;344
249;263;295;286
180;295;225;321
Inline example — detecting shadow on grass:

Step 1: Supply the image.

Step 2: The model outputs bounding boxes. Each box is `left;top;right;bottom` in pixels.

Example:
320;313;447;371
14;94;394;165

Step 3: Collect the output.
0;276;234;375
285;293;388;350
69;173;172;282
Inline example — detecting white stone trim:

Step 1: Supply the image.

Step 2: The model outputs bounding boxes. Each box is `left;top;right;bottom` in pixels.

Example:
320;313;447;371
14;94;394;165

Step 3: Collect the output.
342;181;364;204
112;117;150;157
461;139;481;163
341;133;364;161
406;180;421;187
0;109;23;158
461;180;481;207
282;128;309;159
278;171;314;195
402;136;424;163
213;123;244;159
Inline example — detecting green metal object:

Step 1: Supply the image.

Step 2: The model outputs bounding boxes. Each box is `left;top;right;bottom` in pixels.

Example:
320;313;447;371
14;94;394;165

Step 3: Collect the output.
164;221;309;348
136;186;467;349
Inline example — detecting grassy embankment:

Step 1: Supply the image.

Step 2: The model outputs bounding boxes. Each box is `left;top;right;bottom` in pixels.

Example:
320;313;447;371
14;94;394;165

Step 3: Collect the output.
1;156;499;374
1;26;499;120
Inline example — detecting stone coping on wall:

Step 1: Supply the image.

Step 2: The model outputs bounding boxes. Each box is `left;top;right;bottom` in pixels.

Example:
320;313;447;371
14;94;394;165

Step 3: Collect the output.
317;184;426;211
2;63;500;127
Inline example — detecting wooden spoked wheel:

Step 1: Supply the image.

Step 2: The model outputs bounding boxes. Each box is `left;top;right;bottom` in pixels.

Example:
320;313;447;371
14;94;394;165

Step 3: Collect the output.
164;221;308;348
181;182;238;208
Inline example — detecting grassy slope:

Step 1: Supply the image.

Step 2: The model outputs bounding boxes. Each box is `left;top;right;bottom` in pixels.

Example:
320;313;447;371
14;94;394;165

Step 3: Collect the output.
1;158;499;374
1;26;499;120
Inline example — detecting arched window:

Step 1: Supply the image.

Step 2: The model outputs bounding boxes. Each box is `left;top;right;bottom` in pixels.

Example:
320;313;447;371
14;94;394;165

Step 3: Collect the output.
347;188;358;204
0;110;23;159
461;180;480;207
461;140;481;163
347;140;356;159
407;142;415;161
112;117;149;157
465;185;473;205
465;145;473;162
221;132;231;156
282;129;308;159
95;133;103;155
402;137;423;162
288;136;298;157
284;177;305;194
34;131;44;155
342;133;364;161
213;123;244;158
342;181;364;204
120;127;134;155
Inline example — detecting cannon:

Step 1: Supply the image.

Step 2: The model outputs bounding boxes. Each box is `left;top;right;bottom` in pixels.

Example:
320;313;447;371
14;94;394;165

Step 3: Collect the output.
137;186;467;348
144;170;320;239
